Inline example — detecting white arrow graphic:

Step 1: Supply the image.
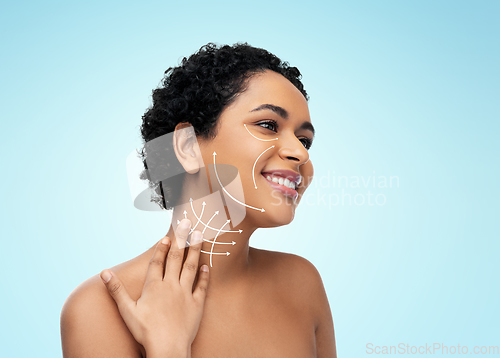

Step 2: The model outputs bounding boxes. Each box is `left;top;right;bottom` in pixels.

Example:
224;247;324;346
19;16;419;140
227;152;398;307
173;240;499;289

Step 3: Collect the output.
244;124;278;141
201;250;230;256
189;198;242;233
210;220;230;267
212;152;265;212
202;211;219;234
203;239;236;245
252;145;275;189
186;238;235;247
190;201;205;234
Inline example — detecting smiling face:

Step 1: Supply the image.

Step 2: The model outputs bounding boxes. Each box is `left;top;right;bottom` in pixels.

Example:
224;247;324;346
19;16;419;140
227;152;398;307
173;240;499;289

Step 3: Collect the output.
198;70;314;228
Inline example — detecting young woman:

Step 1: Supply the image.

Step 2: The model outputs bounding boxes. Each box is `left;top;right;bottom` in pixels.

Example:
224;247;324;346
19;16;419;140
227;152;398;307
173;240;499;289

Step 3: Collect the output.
61;43;337;357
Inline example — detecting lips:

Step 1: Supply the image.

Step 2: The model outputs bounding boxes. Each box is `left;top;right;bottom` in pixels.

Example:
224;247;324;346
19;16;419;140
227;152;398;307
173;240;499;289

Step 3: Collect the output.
261;169;301;199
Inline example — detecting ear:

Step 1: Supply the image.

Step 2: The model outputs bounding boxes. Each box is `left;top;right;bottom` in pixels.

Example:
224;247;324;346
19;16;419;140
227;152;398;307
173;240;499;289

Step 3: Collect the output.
173;122;202;174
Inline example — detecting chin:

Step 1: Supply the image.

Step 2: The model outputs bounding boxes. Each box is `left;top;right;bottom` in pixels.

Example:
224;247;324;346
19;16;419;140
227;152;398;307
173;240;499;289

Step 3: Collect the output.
251;201;297;228
269;210;296;227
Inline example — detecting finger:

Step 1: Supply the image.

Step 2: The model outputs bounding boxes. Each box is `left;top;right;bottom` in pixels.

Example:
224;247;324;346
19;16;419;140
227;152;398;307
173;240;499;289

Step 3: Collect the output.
193;265;210;302
180;230;203;288
100;269;134;316
145;237;171;284
165;218;191;282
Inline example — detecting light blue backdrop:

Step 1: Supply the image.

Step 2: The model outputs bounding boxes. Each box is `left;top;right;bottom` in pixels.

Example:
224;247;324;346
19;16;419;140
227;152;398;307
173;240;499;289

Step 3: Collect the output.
1;1;498;357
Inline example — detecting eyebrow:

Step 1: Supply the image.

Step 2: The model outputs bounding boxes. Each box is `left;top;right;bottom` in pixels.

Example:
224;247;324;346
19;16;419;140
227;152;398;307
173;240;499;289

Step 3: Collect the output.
300;121;315;136
250;103;315;136
250;104;289;119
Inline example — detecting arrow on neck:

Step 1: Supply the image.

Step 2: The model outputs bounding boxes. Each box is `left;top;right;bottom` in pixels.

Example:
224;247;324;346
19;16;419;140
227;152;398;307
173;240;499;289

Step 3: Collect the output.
189;198;242;233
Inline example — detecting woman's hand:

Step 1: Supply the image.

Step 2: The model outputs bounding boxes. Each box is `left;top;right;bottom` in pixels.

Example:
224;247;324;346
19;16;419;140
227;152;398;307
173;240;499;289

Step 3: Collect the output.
99;219;209;358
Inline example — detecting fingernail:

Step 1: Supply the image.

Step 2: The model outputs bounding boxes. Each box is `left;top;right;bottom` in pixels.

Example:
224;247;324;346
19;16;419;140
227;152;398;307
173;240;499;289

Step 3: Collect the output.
161;237;169;245
180;219;191;230
191;231;202;244
201;265;209;272
100;270;112;283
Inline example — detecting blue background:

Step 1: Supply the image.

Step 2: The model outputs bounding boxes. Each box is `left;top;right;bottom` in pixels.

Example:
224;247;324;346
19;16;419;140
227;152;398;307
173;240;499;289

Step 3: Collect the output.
1;1;498;357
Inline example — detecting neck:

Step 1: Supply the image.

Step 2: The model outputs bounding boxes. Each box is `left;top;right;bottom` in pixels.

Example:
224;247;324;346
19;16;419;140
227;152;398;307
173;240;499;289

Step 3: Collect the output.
166;195;257;288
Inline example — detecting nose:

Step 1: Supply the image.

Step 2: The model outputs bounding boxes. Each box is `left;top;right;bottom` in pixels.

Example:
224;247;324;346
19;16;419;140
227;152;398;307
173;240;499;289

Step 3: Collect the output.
278;133;309;165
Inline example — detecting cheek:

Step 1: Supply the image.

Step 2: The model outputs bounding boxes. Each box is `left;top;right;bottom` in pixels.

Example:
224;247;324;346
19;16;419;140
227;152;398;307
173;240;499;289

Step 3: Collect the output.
205;139;258;186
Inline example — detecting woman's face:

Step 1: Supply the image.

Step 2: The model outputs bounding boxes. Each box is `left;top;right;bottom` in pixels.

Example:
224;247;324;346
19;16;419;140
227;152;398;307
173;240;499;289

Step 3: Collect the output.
198;70;314;227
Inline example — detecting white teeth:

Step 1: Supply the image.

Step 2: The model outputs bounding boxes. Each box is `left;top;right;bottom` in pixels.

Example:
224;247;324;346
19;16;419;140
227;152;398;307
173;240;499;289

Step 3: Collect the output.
264;174;297;190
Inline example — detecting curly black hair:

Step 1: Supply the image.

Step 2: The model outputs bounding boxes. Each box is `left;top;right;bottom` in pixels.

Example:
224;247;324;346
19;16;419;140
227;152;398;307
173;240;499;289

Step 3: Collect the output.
139;42;308;210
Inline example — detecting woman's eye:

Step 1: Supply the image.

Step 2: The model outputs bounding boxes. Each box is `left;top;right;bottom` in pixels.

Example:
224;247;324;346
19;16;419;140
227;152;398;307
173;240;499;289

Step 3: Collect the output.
299;137;313;150
257;120;278;132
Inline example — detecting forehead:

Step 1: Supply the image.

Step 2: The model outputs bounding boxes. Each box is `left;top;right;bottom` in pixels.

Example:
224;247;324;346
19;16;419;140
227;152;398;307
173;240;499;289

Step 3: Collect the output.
223;70;311;121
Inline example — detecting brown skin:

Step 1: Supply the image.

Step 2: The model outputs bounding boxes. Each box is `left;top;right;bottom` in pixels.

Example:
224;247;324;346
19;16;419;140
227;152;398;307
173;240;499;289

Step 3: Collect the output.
60;70;337;357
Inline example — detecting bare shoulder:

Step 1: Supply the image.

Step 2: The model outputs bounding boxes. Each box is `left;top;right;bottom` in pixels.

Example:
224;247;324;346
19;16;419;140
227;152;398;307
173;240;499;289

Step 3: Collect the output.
60;265;144;358
250;247;326;305
250;248;323;280
250;247;337;357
